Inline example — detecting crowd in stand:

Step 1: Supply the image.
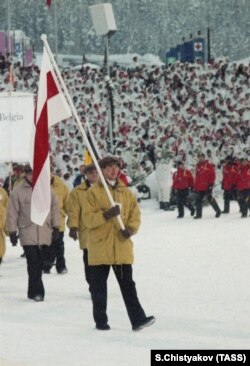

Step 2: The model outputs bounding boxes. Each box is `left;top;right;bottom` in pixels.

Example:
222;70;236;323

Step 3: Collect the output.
0;53;250;186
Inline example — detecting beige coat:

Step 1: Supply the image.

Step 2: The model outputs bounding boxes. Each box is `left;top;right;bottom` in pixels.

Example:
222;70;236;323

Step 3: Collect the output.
7;179;59;246
66;181;89;249
82;180;141;265
51;175;69;232
0;187;8;258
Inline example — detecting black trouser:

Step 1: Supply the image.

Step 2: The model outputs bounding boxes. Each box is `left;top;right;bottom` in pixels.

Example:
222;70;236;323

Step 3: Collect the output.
88;264;146;327
238;189;250;216
195;191;221;217
82;249;91;287
23;245;46;299
44;232;66;272
176;189;194;217
223;190;231;213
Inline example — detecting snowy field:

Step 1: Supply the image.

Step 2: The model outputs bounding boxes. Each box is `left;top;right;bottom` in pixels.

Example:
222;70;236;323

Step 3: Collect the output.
1;198;250;366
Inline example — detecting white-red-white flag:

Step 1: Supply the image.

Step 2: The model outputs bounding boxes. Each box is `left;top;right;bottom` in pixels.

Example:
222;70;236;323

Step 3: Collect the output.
31;47;71;225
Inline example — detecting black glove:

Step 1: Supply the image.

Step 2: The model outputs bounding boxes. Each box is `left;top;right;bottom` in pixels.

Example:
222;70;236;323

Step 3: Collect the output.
9;232;18;246
69;228;78;241
120;228;133;239
52;228;59;242
207;185;213;194
103;205;120;220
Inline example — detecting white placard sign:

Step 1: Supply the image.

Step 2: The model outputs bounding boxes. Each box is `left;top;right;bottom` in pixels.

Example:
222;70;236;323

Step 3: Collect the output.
0;92;34;163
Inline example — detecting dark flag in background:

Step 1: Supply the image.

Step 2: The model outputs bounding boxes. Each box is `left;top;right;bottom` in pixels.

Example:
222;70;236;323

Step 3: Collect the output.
46;0;52;7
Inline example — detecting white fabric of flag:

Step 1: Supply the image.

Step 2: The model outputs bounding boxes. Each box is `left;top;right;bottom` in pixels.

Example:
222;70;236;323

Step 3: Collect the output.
31;47;71;226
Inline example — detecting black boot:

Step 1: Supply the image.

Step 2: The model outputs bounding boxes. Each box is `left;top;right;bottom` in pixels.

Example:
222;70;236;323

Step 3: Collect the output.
190;207;195;216
222;199;230;214
177;203;184;218
208;195;221;218
159;202;164;210
163;202;175;211
194;204;202;219
211;200;221;218
186;202;195;216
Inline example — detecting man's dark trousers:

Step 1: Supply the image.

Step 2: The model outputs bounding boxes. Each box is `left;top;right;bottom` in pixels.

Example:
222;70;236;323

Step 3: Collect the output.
23;245;45;299
89;264;146;327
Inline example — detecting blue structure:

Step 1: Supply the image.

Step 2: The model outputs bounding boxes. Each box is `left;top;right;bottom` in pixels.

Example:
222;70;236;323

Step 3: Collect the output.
182;40;194;62
165;32;206;64
166;47;179;64
193;36;206;63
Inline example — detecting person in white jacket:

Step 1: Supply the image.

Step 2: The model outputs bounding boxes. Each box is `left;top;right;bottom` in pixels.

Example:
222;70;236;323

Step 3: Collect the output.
155;149;175;211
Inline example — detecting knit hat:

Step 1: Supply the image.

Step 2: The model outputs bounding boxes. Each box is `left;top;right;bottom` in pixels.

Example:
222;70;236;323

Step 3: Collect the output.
98;156;122;169
83;164;97;174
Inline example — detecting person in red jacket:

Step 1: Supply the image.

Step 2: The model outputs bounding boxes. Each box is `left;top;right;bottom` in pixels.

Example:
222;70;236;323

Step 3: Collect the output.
221;156;239;213
235;157;250;218
193;153;221;219
172;161;195;218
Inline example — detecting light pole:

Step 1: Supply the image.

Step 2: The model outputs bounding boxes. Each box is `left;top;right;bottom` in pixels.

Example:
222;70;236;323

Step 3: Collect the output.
88;3;117;153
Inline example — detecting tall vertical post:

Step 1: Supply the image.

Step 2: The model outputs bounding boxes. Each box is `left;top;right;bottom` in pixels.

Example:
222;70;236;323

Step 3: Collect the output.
88;3;117;154
54;0;58;61
6;0;13;93
7;0;11;54
207;27;211;62
104;34;114;153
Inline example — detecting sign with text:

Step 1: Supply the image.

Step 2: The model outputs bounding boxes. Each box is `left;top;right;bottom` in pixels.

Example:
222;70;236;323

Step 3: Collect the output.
0;92;34;163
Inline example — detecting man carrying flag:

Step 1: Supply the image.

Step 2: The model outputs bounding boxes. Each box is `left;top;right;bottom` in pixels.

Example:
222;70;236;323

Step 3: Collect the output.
7;164;59;301
7;42;72;301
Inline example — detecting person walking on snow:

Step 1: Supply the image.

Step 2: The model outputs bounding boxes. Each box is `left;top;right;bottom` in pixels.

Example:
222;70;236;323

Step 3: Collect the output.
67;164;99;288
193;153;221;219
6;164;60;302
42;174;69;274
172;161;195;218
82;156;155;331
0;186;8;266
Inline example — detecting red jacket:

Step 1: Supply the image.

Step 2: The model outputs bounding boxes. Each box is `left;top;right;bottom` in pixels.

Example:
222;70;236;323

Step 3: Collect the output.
222;163;238;191
118;171;129;187
194;160;215;192
172;168;194;190
235;162;250;190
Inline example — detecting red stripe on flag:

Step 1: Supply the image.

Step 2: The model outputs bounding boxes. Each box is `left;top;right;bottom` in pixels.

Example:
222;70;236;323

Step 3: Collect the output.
32;71;59;188
32;103;49;188
47;71;59;98
46;0;52;7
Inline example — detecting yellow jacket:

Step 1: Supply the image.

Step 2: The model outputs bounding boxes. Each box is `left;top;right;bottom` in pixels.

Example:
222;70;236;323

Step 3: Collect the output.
0;187;8;258
82;180;141;265
51;175;69;232
66;181;89;249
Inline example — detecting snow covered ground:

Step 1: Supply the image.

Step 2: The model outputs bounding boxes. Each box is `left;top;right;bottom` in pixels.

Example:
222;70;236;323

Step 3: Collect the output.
1;198;250;366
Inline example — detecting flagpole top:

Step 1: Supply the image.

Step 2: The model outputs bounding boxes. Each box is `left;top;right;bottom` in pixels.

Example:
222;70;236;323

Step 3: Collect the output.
41;34;47;42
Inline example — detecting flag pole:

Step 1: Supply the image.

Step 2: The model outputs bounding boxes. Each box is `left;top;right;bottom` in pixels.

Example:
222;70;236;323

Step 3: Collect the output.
40;34;125;230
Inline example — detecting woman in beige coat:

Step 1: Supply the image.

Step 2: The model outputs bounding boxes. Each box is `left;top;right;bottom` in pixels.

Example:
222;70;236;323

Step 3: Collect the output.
7;165;59;301
0;186;8;265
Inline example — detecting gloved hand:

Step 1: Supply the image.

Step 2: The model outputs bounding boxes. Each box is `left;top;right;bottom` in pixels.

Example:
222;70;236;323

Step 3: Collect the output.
207;185;213;194
120;228;133;239
9;232;18;246
69;228;78;241
103;205;120;220
52;228;59;242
